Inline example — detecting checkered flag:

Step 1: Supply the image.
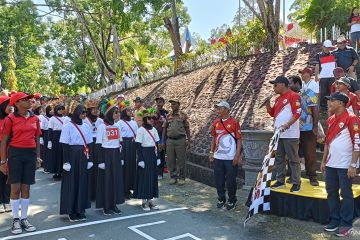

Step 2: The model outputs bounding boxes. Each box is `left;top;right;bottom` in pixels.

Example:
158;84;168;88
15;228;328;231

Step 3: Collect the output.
244;129;282;227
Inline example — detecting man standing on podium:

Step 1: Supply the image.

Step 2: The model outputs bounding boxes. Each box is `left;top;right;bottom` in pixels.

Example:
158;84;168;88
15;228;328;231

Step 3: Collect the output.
321;92;360;237
265;76;302;193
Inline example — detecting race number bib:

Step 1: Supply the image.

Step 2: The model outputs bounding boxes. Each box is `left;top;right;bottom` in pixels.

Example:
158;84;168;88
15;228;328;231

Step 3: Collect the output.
106;128;120;140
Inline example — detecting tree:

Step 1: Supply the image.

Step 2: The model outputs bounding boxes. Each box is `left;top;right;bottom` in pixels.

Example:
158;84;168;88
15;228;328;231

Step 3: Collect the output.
4;36;17;91
242;0;281;50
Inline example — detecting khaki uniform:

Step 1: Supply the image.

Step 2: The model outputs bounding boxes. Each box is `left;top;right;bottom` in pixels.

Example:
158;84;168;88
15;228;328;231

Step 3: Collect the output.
163;111;189;180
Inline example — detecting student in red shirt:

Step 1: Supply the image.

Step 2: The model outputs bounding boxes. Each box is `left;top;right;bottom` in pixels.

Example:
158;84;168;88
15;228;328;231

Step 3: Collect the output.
210;100;242;211
0;96;12;214
334;77;359;116
0;92;42;235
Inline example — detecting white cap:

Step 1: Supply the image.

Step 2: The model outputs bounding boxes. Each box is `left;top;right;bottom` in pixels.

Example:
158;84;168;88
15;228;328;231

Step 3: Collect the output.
215;100;230;109
117;94;125;99
323;40;333;48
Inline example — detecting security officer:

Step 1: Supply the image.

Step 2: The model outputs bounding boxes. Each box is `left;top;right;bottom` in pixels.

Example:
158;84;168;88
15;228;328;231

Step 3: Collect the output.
160;99;190;185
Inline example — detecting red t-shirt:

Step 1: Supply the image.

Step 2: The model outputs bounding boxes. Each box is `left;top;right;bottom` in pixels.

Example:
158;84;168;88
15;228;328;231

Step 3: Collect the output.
2;112;41;148
211;117;241;160
0;119;4;140
346;91;359;112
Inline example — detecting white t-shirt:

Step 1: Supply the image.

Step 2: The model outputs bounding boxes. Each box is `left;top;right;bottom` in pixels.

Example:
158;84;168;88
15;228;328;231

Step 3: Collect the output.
60;123;93;145
39;115;51;130
326;128;353;168
135;127;160;147
274;103;300;139
96;123;122;148
48;116;65;131
117;120;138;138
84;117;104;138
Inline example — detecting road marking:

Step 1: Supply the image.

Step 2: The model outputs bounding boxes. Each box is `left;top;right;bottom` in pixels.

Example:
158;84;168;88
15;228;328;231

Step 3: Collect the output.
128;221;166;240
164;233;202;240
0;208;187;240
128;221;202;240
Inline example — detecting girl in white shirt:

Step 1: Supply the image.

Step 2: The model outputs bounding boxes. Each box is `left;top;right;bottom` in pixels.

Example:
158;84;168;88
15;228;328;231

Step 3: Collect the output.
39;105;53;173
96;102;125;215
59;101;93;222
134;109;161;211
118;101;138;199
47;104;66;180
84;99;103;201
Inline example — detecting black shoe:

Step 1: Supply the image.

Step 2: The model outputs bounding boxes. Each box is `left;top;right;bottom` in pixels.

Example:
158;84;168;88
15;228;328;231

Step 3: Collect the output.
290;184;301;192
286;178;291;184
324;223;339;232
77;213;86;221
68;214;79;222
20;218;36;232
216;200;226;209
310;178;319;186
11;218;22;234
271;181;285;189
226;201;237;211
103;209;113;216
112;206;122;215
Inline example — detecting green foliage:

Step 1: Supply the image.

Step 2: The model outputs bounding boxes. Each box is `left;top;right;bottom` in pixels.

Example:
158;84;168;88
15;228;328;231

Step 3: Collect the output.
291;0;360;33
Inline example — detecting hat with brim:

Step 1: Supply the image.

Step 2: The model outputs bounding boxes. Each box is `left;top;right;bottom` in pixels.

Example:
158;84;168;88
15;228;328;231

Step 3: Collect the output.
0;96;10;105
323;40;334;48
298;67;313;75
134;96;143;103
215;100;230;109
336;77;351;88
325;92;349;105
270;76;289;85
10;92;34;106
137;108;157;118
169;99;180;104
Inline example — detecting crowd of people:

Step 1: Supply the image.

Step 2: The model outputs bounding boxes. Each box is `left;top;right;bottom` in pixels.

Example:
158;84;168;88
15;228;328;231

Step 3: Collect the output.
263;29;360;236
0;91;191;235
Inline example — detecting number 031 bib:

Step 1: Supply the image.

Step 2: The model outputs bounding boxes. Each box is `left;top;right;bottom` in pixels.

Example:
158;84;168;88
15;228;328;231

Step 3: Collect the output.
106;128;120;140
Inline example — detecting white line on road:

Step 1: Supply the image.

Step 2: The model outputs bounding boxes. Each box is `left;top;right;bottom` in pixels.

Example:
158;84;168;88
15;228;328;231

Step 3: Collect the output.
128;221;166;240
164;233;202;240
0;208;187;240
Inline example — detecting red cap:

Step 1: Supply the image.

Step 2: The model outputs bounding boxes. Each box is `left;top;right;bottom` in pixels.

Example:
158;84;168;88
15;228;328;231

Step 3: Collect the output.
10;92;34;106
298;67;313;75
333;67;345;76
33;93;42;99
0;96;10;105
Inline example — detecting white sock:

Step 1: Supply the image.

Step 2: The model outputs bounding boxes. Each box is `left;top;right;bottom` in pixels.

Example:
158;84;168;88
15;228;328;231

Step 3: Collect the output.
10;199;20;219
20;198;30;220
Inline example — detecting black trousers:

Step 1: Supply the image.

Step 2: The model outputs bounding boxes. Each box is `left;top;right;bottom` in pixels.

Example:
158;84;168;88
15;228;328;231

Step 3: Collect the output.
0;171;10;204
214;159;238;203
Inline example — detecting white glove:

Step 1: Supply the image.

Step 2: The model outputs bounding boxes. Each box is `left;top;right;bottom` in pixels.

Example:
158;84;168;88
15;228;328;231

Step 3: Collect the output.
121;160;124;166
138;161;145;168
157;159;161;166
98;163;105;169
47;141;52;149
39;137;44;145
87;162;93;169
63;162;71;172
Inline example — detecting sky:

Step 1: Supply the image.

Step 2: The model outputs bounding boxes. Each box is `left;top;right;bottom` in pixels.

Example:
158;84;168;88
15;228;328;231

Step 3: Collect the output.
183;0;296;40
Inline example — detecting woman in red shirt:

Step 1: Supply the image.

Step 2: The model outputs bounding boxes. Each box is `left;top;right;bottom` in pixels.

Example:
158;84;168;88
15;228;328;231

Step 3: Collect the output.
0;96;12;214
0;92;42;235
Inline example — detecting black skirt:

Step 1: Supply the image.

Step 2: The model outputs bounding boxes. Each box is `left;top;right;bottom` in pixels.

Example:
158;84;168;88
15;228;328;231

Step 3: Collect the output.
134;147;159;199
60;145;90;215
122;138;137;194
41;130;51;171
96;147;125;209
48;130;63;174
88;140;100;201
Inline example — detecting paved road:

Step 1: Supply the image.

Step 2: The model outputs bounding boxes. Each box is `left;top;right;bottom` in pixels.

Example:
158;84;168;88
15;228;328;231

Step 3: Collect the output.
0;170;245;240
